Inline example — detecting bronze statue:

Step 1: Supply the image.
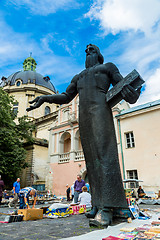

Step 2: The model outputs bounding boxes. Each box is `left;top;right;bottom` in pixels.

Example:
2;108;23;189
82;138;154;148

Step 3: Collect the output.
27;44;142;227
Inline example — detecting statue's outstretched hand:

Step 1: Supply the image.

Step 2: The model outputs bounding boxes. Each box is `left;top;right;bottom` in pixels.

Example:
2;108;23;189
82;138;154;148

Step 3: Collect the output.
26;96;45;112
121;85;142;104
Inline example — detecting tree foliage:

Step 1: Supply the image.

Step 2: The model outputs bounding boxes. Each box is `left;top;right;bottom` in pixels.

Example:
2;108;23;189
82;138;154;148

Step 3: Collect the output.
0;88;35;187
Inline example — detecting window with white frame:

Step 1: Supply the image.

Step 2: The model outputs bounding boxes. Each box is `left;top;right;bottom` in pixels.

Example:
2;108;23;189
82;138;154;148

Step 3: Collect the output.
125;131;135;148
62;108;69;122
126;170;139;188
13;102;19;117
45;106;51;116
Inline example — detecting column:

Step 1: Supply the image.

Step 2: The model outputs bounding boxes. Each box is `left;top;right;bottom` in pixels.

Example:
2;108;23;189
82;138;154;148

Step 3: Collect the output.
70;128;75;161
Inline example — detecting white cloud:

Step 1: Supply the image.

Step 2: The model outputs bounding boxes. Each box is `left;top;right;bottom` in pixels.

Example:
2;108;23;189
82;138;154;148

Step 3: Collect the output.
113;34;160;76
136;68;160;105
86;0;160;35
8;0;79;15
86;0;160;104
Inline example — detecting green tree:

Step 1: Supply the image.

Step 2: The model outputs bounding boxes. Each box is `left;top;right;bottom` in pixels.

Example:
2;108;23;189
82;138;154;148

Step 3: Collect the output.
0;88;35;187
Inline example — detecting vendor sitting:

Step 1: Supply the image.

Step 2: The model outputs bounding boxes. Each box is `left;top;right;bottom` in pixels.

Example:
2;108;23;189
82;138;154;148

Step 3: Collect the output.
137;186;146;198
19;187;37;209
78;186;92;209
3;190;10;199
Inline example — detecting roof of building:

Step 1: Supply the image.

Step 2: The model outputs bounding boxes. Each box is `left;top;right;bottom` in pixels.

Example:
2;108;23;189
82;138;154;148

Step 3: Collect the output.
117;99;160;117
1;56;56;93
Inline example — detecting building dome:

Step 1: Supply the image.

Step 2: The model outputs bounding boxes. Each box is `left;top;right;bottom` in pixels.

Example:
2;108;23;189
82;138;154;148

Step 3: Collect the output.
1;56;56;93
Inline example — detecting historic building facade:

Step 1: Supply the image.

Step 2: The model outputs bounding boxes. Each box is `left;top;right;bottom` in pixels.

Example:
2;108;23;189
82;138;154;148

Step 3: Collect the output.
2;57;160;196
48;98;129;196
1;56;131;195
116;99;160;193
1;56;58;189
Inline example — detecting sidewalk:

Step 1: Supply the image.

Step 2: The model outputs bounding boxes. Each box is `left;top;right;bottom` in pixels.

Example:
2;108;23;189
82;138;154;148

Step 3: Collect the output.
59;213;159;240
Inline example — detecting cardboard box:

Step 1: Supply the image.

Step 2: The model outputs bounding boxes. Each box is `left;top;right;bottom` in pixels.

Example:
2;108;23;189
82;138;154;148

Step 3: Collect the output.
18;209;43;221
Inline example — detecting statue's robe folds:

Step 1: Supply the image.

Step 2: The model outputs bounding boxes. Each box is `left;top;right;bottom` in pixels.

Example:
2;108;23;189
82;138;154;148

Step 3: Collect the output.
64;62;128;210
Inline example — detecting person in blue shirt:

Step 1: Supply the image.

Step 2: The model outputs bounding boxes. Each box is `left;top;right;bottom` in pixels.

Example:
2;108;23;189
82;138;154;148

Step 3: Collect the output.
9;178;20;208
85;183;90;192
19;187;37;209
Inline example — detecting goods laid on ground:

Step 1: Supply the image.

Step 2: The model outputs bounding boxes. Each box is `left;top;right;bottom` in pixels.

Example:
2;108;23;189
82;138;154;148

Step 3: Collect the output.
125;189;134;198
69;204;86;215
45;203;70;218
102;222;160;239
1;190;58;206
45;203;87;218
113;198;140;220
102;237;122;240
0;210;23;223
101;210;160;240
0;208;43;222
1;214;23;223
117;222;160;239
101;199;160;239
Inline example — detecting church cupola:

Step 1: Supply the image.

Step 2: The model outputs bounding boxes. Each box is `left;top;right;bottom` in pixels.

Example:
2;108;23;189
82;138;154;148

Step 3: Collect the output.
2;55;56;92
23;54;37;71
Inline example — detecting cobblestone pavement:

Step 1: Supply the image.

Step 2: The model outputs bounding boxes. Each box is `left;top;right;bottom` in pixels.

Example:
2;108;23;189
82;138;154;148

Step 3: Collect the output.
0;204;159;240
0;205;99;240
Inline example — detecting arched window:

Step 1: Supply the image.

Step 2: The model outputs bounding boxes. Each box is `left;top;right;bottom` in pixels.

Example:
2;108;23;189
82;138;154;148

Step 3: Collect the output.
75;130;82;151
13;102;19;117
45;106;51;116
60;132;71;153
62;108;69;122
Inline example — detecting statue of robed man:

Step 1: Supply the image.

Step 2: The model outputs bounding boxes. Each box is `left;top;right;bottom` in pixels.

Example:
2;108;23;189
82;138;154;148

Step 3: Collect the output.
27;44;143;227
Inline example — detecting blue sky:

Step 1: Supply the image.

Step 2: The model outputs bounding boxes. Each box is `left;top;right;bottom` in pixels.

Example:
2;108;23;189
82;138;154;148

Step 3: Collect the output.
1;0;160;105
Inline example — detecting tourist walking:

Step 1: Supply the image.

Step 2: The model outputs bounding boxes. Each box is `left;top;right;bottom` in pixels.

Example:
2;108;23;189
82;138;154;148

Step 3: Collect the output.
9;178;20;208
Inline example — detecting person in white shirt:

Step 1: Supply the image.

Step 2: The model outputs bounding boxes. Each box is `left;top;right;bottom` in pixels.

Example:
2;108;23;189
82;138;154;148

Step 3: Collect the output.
78;186;92;209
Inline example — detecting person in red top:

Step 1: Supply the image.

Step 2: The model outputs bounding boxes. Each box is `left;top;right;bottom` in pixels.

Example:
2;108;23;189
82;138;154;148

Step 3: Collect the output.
0;175;4;205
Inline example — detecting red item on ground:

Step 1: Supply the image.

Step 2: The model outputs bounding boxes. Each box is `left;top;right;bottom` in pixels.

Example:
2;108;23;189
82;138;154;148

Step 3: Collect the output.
69;205;86;215
102;236;124;240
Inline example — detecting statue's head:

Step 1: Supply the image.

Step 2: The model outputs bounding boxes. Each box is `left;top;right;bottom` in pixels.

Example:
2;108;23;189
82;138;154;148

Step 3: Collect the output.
85;44;104;68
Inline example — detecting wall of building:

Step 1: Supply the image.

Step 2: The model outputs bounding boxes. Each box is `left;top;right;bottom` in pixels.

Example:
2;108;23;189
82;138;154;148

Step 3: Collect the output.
117;105;160;192
32;143;49;185
20;145;34;188
50;160;86;196
46;97;130;195
3;83;57;121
